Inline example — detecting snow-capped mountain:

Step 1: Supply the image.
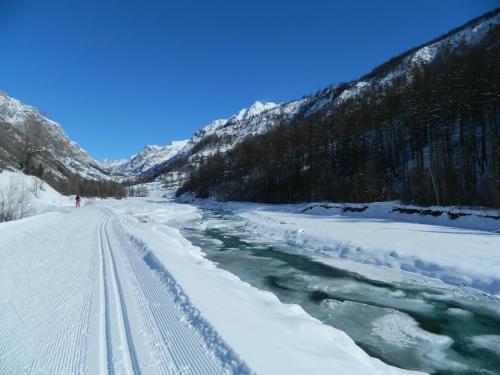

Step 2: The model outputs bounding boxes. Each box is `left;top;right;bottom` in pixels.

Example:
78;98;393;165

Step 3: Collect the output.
171;9;500;165
230;101;278;122
0;91;109;181
184;101;285;154
102;140;188;178
337;8;500;102
100;157;130;171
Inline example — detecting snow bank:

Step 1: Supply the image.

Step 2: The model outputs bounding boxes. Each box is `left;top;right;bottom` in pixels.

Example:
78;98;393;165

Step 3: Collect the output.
179;198;500;296
298;201;500;232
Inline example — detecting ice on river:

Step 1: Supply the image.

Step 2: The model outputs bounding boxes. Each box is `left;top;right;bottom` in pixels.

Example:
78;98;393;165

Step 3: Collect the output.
370;310;452;348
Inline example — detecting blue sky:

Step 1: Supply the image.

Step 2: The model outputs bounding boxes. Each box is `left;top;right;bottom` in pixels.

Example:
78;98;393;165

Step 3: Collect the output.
0;0;497;160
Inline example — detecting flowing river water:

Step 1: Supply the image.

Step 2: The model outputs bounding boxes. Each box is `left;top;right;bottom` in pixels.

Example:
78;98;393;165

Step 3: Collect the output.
178;208;500;375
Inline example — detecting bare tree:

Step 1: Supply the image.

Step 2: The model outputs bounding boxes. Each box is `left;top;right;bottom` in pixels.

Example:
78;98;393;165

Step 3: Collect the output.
17;116;48;173
0;176;33;222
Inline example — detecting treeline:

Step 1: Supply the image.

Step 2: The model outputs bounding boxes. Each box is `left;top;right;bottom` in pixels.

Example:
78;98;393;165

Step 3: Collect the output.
178;26;500;207
20;165;126;198
48;173;127;198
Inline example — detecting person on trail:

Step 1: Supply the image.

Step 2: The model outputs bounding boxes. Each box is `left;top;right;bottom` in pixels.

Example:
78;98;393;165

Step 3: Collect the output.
75;194;81;208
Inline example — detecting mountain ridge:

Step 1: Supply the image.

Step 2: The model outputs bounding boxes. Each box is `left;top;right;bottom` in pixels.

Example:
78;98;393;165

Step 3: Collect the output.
101;140;189;178
176;9;500;207
0;91;110;181
1;8;498;194
155;8;500;179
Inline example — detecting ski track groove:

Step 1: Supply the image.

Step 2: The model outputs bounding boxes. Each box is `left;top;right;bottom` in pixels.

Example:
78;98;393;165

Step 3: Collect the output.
118;257;177;374
99;212;141;374
97;215;111;375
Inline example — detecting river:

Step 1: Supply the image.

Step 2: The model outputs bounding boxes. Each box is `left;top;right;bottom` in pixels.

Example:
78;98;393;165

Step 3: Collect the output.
178;208;500;375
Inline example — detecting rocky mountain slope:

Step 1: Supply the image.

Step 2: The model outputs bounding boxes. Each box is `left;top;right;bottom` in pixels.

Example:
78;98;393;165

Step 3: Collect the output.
0;91;109;181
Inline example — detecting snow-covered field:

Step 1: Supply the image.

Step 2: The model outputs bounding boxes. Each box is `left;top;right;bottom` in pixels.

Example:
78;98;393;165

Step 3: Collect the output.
0;173;424;374
181;198;500;297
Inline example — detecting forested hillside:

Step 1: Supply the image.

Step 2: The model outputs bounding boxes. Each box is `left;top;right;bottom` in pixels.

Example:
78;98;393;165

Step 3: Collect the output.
178;17;500;207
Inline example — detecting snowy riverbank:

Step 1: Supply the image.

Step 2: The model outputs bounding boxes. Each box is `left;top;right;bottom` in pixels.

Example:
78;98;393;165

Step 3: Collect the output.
178;197;500;296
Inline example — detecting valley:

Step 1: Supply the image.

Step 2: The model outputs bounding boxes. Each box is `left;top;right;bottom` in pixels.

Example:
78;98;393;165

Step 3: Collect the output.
1;6;499;375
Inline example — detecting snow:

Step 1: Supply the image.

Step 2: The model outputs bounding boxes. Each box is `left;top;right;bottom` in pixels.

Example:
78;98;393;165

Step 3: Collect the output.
337;81;370;103
411;45;438;64
2;11;499;373
0;202;247;374
101;157;130;169
0;91;44;125
178;198;500;296
230;101;277;122
0;184;424;374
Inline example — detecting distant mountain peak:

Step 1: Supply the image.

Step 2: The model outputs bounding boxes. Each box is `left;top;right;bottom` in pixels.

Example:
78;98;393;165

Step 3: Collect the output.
102;139;189;178
231;101;278;122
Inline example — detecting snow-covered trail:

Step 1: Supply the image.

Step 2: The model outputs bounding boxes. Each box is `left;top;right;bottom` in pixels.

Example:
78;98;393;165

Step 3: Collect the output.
0;207;242;374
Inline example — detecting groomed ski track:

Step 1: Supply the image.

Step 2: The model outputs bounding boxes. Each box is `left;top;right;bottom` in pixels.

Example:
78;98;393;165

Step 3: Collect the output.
0;207;248;374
